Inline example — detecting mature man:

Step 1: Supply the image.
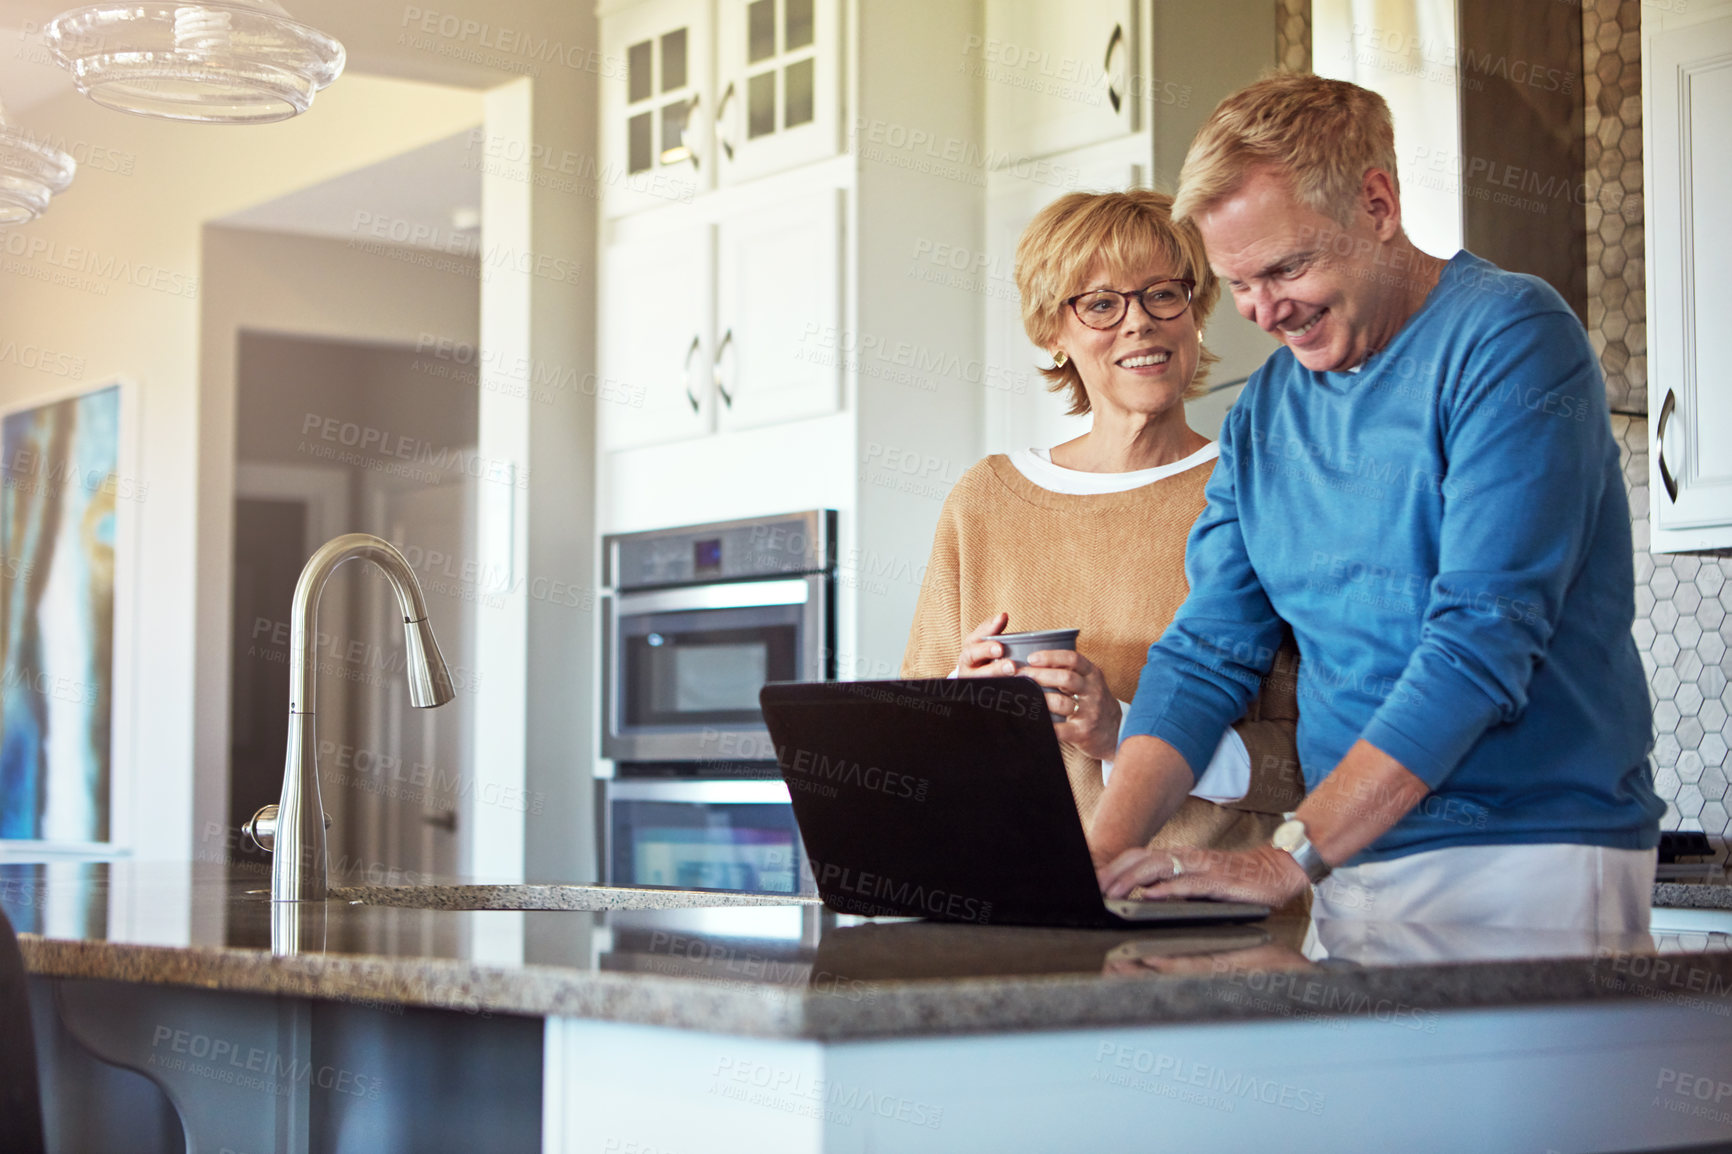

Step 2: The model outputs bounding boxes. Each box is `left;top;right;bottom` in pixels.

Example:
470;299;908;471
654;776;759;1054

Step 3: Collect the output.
1090;74;1662;930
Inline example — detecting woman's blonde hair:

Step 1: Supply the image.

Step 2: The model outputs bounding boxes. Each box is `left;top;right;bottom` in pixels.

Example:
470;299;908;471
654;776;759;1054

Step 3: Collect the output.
1014;188;1219;416
1173;72;1399;228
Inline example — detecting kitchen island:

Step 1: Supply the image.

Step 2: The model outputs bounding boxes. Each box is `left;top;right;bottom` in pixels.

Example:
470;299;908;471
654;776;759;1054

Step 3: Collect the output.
6;861;1732;1153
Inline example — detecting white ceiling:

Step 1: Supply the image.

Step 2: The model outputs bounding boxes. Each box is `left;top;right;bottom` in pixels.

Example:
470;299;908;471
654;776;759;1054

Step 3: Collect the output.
215;130;483;251
1;20;481;253
0;22;79;116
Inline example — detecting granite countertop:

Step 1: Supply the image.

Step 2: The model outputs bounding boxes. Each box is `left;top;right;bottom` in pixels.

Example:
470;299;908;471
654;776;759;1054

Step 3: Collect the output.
5;862;1731;1041
1653;880;1732;909
329;881;827;911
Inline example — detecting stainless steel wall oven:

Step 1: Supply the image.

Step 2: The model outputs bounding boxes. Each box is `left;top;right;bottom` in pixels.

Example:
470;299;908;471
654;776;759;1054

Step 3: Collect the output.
599;510;835;894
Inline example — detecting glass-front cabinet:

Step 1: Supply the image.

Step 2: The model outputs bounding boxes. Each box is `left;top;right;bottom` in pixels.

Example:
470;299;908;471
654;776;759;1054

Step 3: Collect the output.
715;0;840;185
599;0;840;216
600;0;715;217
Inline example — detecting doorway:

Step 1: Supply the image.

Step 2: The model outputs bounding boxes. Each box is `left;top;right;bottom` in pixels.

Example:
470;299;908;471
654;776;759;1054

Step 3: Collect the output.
228;332;480;886
355;466;476;883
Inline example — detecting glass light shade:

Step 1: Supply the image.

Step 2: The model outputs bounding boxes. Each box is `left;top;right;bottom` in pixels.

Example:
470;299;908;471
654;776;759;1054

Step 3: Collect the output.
45;1;346;124
0;119;76;225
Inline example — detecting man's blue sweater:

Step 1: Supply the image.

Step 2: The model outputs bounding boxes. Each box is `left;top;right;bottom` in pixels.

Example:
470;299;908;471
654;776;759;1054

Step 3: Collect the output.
1124;251;1663;863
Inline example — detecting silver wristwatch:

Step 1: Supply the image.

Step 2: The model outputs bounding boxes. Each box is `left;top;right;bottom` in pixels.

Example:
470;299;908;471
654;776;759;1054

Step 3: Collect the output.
1272;814;1332;883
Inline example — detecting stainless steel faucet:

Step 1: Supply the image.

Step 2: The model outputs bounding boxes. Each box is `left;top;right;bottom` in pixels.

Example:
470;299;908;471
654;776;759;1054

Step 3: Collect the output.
245;533;455;902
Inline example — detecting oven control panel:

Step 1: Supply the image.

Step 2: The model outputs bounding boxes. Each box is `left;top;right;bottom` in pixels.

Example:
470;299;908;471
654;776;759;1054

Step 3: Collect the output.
605;509;835;591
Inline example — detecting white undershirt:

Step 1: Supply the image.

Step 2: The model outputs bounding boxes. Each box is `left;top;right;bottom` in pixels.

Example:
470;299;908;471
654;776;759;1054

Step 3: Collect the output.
1007;442;1220;493
1002;445;1253;804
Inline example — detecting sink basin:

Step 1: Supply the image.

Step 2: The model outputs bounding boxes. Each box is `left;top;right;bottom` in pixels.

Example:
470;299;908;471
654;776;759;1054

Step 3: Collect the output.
328;883;823;912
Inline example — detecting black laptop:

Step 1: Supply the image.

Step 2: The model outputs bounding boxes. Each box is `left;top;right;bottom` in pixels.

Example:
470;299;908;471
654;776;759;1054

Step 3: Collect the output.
759;678;1269;928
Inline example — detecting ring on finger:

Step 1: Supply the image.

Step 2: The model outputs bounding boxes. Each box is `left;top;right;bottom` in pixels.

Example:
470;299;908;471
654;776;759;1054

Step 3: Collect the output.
1168;854;1185;878
1071;694;1082;716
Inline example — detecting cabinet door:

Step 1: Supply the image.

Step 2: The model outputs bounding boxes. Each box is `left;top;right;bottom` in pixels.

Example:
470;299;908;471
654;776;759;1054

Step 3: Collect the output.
600;0;713;217
715;0;841;185
1648;15;1732;551
598;218;716;450
713;187;842;431
982;0;1140;162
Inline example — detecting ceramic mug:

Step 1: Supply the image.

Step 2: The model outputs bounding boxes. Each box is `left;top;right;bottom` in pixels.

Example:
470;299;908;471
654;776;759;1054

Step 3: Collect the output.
994;628;1081;721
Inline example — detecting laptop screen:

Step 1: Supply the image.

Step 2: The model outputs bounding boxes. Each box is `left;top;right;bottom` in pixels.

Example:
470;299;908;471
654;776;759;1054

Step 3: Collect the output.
760;678;1117;927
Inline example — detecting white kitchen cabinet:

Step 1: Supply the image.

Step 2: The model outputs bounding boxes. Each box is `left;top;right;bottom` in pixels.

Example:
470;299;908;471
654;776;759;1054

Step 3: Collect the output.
714;186;842;429
596;0;843;451
599;0;715;217
982;0;1140;162
598;215;715;450
599;0;840;216
1645;11;1732;552
598;185;841;451
715;0;843;186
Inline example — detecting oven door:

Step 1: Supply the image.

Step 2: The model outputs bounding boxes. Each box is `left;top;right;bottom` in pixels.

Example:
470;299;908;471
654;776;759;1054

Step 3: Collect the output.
602;574;829;764
603;780;814;895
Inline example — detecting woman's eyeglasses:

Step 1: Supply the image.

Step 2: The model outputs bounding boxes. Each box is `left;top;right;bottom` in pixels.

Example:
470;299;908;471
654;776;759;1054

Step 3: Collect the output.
1064;278;1195;329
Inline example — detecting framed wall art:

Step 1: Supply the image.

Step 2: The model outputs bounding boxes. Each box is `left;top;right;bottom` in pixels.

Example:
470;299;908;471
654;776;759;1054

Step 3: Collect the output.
0;380;130;849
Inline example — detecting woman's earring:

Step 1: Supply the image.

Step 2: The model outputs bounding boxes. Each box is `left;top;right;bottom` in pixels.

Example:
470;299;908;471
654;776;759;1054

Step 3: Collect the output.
1052;350;1068;367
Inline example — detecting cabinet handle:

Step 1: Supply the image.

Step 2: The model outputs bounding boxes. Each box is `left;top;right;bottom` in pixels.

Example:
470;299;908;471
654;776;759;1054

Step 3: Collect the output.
422;810;457;832
716;81;737;161
682;334;702;413
683;94;701;169
1657;387;1679;503
660;94;703;169
1105;24;1125;114
713;328;735;407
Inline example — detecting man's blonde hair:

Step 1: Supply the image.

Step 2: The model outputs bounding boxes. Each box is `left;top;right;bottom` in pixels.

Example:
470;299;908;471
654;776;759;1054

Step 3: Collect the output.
1014;188;1219;415
1173;73;1399;228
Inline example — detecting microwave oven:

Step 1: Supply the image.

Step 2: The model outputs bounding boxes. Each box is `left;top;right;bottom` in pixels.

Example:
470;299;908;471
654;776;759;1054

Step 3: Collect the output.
600;510;835;771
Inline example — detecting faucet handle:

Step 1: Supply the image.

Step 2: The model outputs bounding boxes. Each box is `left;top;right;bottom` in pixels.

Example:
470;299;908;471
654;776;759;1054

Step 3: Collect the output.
244;805;276;853
244;804;331;854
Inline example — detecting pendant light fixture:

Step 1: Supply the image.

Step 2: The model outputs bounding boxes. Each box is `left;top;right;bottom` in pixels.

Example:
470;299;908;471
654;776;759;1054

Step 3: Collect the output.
44;1;345;125
0;103;76;224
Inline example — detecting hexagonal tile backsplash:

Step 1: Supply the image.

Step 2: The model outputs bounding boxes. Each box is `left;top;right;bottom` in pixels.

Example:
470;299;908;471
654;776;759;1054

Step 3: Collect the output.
1612;415;1732;863
1584;0;1646;415
1277;0;1311;74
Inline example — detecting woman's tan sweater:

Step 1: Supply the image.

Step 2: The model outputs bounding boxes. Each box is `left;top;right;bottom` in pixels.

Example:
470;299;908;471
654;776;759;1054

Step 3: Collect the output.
901;454;1303;853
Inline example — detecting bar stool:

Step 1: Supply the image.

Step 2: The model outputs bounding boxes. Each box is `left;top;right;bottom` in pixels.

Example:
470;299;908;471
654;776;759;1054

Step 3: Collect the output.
0;905;47;1154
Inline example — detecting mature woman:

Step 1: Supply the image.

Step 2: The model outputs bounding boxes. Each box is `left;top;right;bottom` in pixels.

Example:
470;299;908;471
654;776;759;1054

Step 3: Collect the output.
901;189;1300;853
